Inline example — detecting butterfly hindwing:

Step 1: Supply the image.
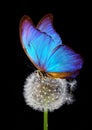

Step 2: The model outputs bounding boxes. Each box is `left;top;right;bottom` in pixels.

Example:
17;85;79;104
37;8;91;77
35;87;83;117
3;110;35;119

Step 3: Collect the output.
45;45;83;78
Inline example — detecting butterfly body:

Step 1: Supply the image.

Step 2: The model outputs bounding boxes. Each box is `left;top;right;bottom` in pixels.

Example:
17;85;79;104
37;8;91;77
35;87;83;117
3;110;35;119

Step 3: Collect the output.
19;14;83;79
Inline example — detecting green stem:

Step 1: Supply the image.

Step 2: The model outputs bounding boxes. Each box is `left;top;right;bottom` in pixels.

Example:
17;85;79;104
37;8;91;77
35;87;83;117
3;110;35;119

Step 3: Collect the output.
44;109;48;130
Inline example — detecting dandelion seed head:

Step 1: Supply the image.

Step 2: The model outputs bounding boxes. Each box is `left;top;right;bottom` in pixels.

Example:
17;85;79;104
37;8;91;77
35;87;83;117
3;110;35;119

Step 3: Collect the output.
23;71;77;112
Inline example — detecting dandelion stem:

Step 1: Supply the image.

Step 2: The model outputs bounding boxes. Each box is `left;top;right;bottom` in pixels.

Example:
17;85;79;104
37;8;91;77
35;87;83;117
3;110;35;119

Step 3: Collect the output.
44;109;48;130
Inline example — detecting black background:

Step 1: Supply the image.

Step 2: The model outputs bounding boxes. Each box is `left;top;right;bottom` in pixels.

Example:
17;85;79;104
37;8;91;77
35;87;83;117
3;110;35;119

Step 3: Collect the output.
7;0;90;130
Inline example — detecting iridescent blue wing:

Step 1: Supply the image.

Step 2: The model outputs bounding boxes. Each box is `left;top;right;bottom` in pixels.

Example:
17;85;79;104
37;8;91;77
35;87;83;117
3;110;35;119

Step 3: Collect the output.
19;15;61;70
20;15;83;78
37;14;62;45
44;45;83;78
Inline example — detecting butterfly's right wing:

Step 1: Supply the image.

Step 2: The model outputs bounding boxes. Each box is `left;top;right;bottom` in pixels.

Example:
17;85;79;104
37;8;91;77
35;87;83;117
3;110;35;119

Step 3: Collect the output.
37;14;62;45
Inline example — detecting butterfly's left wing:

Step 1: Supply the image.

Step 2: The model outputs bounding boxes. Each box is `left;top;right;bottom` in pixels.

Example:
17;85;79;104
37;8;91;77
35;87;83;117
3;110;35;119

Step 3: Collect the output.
44;45;83;78
19;15;62;70
37;14;62;45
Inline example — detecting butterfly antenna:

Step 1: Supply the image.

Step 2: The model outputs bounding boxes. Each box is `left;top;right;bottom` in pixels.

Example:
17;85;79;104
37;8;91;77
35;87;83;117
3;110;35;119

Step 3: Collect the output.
27;64;36;71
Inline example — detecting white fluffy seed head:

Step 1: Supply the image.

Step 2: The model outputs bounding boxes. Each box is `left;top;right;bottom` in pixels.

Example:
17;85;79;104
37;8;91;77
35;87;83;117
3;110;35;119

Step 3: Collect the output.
23;71;77;112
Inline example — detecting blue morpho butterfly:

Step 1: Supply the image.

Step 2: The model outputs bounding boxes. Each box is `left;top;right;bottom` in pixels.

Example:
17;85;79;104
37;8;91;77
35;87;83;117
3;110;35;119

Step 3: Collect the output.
19;14;83;78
